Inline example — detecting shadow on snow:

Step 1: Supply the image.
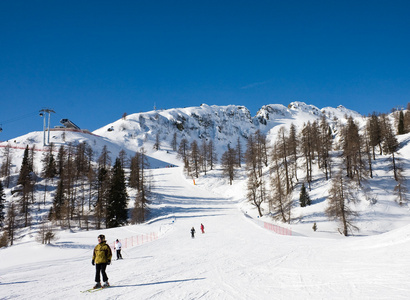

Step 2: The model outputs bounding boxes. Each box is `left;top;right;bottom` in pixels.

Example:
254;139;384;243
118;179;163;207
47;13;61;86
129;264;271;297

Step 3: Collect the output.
114;277;205;288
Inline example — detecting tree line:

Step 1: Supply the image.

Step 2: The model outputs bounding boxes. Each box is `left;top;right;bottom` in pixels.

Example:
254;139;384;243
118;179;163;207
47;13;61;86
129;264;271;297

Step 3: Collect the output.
0;143;150;246
230;112;404;236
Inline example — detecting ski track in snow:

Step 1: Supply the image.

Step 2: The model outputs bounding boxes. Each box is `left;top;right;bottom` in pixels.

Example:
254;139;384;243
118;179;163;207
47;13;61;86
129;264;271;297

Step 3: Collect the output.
1;166;410;299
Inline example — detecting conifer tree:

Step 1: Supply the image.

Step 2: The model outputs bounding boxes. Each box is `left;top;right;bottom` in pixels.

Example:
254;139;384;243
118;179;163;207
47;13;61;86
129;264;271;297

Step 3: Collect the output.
18;146;32;186
177;138;190;172
37;218;56;244
319;115;333;180
0;143;13;188
63;143;76;224
190;140;200;178
5;202;17;246
28;145;35;174
0;230;8;248
270;143;292;223
288;123;298;181
236;137;242;168
301;122;314;190
277;127;291;194
342;117;366;185
17;146;33;227
221;147;236;185
129;152;141;190
81;145;95;229
256;130;269;168
94;146;111;229
299;183;311;207
106;158;128;228
367;113;383;158
245;131;268;217
153;132;160;151
73;142;89;228
207;140;218;170
56;145;66;176
393;169;408;206
364;134;373;178
52;179;65;223
310;121;320;163
0;180;5;228
42;143;57;180
398;110;405;135
41;143;57;206
74;142;87;180
200;140;208;175
131;148;150;223
325;172;359;236
118;149;129;169
85;145;95;211
98;145;112;170
381;115;400;181
95;166;109;229
404;110;410;133
171;132;178;151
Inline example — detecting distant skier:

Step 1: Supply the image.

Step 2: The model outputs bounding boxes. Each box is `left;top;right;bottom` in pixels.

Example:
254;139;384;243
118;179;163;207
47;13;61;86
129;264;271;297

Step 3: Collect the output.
191;227;196;238
92;234;112;289
200;223;205;234
115;239;123;260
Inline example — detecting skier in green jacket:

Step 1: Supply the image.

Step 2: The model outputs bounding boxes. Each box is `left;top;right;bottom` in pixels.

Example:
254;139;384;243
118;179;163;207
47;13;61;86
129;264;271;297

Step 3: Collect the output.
92;234;112;289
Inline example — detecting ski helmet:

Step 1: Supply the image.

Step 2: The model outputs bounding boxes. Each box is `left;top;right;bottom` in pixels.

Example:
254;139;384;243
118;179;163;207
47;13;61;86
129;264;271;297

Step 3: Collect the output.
98;234;105;241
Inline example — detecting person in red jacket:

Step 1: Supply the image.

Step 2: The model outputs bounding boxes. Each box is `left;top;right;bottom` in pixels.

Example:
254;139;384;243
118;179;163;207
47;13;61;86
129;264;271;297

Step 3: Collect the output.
200;223;205;234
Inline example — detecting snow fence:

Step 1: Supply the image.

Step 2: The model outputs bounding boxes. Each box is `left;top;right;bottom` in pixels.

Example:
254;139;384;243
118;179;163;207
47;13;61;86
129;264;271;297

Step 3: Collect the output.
243;212;292;236
0;144;57;152
109;220;174;251
110;232;159;251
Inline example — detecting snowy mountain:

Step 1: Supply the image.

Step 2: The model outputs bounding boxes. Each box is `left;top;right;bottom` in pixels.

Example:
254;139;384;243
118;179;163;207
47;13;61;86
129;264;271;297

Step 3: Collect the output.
91;101;363;155
1;101;410;298
93;104;255;154
0;101;364;169
0;101;406;224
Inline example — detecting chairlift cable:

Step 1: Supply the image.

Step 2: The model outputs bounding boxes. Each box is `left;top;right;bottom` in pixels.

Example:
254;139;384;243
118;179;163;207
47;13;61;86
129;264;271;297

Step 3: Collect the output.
0;111;39;125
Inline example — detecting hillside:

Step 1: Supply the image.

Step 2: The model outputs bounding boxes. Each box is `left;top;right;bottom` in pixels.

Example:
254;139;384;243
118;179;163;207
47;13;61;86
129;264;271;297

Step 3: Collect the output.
1;101;410;298
1;163;410;299
0;101;409;238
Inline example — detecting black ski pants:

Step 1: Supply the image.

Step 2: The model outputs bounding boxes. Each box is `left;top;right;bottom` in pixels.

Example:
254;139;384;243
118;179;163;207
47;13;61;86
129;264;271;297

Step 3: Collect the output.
95;263;108;283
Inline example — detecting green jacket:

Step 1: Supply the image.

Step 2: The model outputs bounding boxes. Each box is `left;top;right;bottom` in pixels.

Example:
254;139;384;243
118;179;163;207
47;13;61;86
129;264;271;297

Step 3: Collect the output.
92;241;112;264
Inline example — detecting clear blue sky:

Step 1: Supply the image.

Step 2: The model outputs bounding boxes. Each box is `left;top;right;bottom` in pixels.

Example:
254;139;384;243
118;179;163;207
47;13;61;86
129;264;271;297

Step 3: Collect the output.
1;0;409;141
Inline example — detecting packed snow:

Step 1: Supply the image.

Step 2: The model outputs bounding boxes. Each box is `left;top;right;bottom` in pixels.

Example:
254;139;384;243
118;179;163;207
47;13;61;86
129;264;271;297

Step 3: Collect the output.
1;102;410;299
2;164;410;299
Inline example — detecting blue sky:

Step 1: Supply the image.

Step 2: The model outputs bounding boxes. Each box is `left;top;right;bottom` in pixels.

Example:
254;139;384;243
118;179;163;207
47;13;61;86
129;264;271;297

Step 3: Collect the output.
1;0;409;141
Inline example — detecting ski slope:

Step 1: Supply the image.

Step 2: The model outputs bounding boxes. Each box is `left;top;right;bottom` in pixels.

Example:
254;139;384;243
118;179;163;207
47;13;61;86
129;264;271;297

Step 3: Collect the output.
2;166;410;299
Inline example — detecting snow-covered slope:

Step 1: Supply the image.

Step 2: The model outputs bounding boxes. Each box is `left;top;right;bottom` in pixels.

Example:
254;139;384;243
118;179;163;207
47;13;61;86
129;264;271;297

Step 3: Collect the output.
93;104;255;155
88;101;364;158
2;166;410;299
2;101;410;298
0;101;364;167
1;101;408;235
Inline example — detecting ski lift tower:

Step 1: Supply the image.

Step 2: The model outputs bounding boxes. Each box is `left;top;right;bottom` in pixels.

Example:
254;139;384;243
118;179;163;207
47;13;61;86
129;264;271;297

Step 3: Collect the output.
39;108;55;146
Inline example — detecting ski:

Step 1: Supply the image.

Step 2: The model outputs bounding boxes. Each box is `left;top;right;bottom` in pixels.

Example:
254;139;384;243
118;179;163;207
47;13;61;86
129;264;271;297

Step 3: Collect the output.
81;286;112;293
